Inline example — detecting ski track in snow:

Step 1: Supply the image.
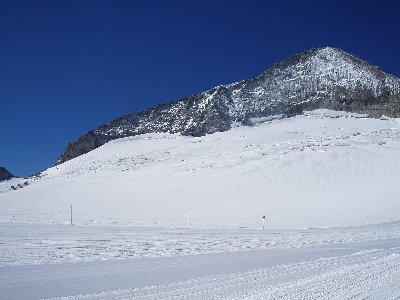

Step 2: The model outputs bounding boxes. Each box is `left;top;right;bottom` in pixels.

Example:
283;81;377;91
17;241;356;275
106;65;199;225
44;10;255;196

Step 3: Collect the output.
51;247;400;300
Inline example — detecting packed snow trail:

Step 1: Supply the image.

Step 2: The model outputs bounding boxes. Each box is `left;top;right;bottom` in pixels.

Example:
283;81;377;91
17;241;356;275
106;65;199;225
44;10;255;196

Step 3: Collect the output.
1;238;399;299
63;245;400;300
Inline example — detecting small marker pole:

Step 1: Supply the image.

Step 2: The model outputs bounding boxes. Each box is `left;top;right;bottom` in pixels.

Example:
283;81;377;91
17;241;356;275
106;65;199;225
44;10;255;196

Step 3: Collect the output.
187;213;190;227
262;216;265;230
70;205;73;225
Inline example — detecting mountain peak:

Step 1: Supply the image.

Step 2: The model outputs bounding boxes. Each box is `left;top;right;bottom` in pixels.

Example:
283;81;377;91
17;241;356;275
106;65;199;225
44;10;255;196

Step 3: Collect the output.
312;46;345;54
266;47;380;76
0;167;15;182
57;47;400;164
311;46;370;65
303;46;354;58
310;46;355;63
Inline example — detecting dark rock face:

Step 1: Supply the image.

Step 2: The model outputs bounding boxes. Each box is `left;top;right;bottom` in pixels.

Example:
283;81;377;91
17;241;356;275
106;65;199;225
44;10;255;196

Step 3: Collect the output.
57;47;400;164
0;167;15;182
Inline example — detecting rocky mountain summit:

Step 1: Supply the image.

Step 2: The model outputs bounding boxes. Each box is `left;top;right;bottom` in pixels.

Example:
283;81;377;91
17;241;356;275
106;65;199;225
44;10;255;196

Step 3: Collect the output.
57;47;400;164
0;167;15;182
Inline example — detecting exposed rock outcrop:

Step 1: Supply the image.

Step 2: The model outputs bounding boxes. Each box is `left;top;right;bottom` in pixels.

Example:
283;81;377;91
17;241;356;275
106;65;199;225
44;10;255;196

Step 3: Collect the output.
57;47;400;164
0;167;15;182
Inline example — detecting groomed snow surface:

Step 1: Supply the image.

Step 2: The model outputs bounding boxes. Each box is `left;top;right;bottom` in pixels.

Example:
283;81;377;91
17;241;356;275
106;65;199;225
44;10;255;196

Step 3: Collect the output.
1;110;400;299
1;224;400;299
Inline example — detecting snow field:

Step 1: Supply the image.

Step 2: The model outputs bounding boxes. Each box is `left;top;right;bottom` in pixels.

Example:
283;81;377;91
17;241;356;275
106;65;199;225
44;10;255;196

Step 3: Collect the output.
49;245;400;300
1;222;400;266
1;110;400;229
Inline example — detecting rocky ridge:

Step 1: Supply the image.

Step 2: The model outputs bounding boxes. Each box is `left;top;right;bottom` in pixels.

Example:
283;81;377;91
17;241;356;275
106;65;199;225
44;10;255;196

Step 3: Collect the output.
57;47;400;164
0;167;15;182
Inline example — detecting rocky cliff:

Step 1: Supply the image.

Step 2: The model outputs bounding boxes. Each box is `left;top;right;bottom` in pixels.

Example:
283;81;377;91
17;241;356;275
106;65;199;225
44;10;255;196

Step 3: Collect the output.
0;167;15;182
57;47;400;164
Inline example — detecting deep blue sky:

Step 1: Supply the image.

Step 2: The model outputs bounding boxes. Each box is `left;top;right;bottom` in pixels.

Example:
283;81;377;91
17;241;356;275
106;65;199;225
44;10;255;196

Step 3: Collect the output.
1;0;399;176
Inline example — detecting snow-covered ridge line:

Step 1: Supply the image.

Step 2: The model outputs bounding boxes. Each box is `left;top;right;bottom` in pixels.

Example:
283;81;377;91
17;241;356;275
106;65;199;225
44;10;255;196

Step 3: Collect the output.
57;47;400;164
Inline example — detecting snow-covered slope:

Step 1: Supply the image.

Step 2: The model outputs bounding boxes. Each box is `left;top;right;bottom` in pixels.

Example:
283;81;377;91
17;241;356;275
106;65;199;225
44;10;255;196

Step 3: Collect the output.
1;110;400;228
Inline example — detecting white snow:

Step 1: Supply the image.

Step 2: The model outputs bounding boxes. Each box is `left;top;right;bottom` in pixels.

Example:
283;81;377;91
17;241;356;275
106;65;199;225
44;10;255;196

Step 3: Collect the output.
1;230;399;299
245;114;285;126
1;110;400;229
49;245;400;300
2;222;400;267
2;110;400;299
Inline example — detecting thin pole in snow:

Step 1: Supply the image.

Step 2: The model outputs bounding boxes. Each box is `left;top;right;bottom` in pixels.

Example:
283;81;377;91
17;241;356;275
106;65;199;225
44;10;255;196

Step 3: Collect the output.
187;213;190;228
262;216;265;230
70;205;73;225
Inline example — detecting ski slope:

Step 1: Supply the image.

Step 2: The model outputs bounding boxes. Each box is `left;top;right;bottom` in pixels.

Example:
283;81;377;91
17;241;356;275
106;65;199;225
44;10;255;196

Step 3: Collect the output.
1;109;400;228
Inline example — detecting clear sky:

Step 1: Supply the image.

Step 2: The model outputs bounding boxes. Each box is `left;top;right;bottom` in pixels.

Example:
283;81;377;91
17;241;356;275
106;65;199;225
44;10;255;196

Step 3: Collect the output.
1;0;399;176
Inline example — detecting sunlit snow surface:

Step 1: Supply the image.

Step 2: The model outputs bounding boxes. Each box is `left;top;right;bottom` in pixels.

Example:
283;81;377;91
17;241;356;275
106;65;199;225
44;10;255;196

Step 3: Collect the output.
1;110;400;299
1;222;400;267
1;109;400;228
52;247;400;300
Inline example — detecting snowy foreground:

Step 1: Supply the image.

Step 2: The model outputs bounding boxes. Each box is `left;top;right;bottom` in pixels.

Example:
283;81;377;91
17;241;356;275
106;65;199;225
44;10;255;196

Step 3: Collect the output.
1;223;400;299
1;110;400;298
